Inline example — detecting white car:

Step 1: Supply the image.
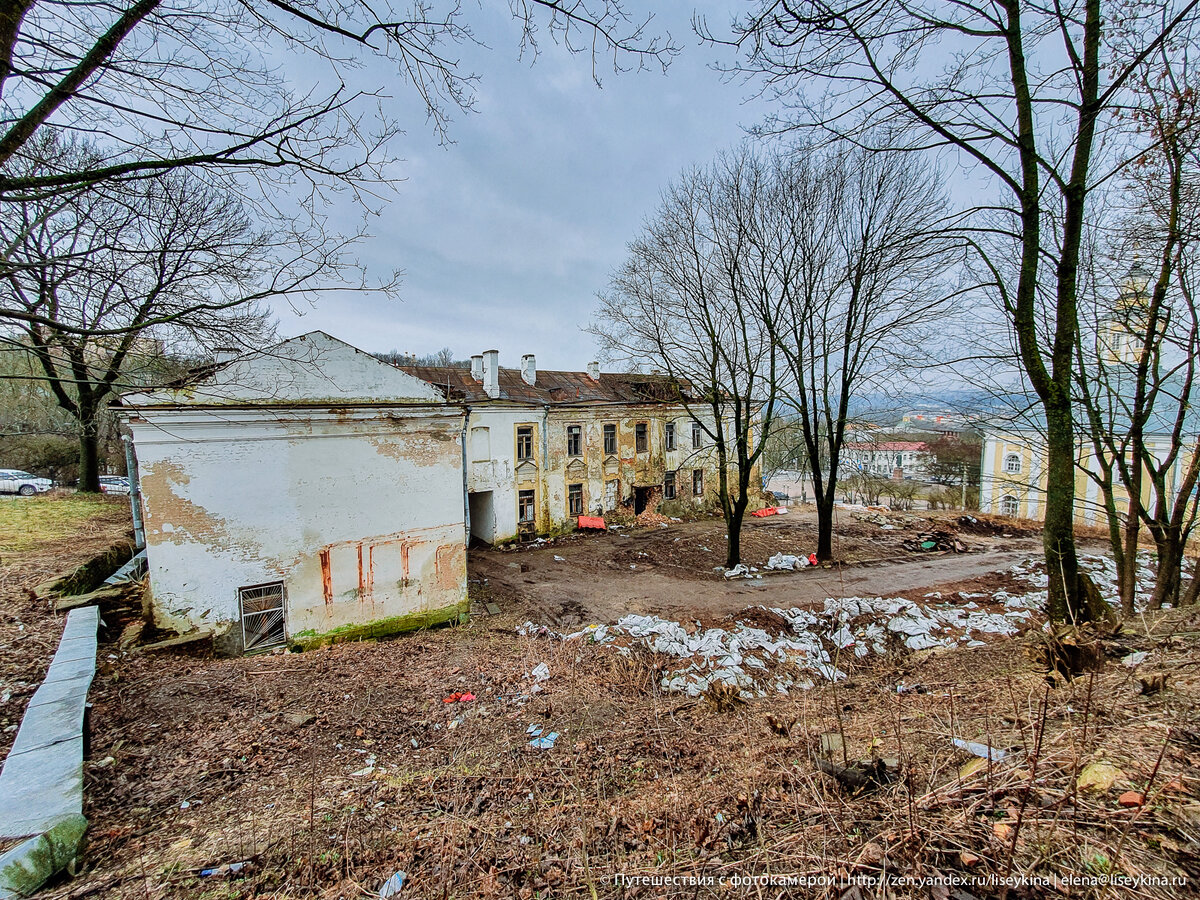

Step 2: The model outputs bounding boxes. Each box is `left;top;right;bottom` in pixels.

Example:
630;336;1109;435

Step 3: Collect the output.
0;469;54;496
99;476;131;495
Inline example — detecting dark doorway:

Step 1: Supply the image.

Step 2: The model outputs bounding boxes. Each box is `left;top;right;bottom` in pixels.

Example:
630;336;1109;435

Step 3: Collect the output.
468;491;495;546
634;486;652;514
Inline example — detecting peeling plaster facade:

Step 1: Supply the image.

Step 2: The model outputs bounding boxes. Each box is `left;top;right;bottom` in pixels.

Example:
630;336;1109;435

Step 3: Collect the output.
120;333;468;654
403;356;758;544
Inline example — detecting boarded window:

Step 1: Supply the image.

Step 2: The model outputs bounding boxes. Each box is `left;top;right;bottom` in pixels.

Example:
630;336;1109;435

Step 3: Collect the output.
663;471;676;500
635;422;648;453
240;582;286;654
471;426;490;462
568;482;584;515
517;426;534;461
1001;495;1019;516
665;422;676;450
518;489;536;523
603;423;617;455
567;424;582;457
692;469;704;496
604;479;618;509
691;422;703;449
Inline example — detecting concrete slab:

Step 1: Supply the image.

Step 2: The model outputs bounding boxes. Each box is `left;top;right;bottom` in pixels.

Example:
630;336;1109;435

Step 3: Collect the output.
60;607;98;641
46;636;97;668
44;653;94;684
0;738;83;839
25;673;94;709
9;693;86;756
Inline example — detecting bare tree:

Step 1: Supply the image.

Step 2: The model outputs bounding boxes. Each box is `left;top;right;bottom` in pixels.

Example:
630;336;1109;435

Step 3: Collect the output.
1074;20;1200;611
0;0;674;203
0;136;348;490
769;143;952;560
718;1;1200;619
592;148;782;568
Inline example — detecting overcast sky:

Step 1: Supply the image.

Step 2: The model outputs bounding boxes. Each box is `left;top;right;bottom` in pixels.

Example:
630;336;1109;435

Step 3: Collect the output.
273;3;773;371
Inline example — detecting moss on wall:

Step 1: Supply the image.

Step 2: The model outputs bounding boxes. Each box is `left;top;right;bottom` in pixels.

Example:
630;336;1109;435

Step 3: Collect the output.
287;599;469;651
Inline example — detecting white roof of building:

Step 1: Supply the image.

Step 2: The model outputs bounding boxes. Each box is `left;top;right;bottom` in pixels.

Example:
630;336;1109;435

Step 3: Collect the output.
120;331;444;407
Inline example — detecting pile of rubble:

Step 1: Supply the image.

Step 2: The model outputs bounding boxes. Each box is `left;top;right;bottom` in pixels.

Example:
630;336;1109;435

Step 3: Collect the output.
518;553;1157;700
900;531;967;553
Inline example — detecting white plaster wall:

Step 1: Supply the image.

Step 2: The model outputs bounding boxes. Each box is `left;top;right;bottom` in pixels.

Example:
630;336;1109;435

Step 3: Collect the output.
127;406;466;645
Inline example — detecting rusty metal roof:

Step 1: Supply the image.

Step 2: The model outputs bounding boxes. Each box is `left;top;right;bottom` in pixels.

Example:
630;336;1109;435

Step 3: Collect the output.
399;366;700;406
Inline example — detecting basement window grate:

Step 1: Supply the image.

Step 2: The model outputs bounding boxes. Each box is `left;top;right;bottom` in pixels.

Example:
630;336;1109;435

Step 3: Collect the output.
240;581;286;654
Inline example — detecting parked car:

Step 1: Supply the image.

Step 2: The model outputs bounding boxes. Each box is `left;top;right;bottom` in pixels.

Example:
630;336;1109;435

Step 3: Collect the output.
0;469;54;496
99;476;131;495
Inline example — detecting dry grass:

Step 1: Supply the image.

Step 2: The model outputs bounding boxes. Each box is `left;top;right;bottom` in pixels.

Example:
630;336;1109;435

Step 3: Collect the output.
36;602;1198;900
0;492;130;555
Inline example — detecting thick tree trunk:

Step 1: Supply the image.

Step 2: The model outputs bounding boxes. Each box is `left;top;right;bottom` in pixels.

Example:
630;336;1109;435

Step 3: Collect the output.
1182;556;1200;607
1119;512;1140;616
724;495;748;569
816;496;834;560
1043;401;1083;621
77;423;101;493
1151;530;1184;609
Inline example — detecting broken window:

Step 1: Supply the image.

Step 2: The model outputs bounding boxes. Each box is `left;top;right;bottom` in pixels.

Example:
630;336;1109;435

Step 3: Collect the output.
517;425;534;461
1001;494;1019;516
603;423;617;455
239;582;286;653
567;424;582;457
518;489;536;523
568;482;584;516
635;422;648;453
692;469;704;496
665;421;676;450
691;421;703;449
663;471;676;500
604;479;618;509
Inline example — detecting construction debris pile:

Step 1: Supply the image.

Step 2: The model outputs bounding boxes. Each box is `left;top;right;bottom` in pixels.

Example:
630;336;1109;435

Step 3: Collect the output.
518;553;1156;700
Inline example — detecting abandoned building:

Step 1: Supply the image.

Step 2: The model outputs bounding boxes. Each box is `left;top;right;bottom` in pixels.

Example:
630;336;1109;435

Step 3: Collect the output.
119;332;749;654
118;332;470;654
402;351;740;545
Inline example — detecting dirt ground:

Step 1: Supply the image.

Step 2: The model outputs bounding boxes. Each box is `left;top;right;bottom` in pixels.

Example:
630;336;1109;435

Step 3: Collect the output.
471;508;1049;627
3;502;1198;900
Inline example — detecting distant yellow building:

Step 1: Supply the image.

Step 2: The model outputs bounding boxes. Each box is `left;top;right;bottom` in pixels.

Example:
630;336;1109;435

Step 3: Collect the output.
979;262;1196;523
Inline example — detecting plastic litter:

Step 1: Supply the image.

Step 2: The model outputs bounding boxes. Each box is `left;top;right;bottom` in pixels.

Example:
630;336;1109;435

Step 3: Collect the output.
952;738;1007;761
379;871;407;897
529;731;559;750
529;662;550;683
199;861;248;878
442;692;475;703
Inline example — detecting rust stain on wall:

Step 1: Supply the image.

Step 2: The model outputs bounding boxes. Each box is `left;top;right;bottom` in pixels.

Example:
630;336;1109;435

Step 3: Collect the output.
319;548;333;604
435;544;465;590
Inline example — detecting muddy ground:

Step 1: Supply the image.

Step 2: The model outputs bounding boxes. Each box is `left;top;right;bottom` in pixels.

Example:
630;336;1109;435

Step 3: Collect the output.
2;505;1198;900
472;508;1050;626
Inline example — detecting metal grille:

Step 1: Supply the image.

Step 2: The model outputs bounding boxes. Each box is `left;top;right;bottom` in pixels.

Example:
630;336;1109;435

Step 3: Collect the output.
240;582;286;653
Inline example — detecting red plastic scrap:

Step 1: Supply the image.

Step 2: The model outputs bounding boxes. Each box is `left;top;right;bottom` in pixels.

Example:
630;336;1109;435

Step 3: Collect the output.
751;507;784;517
808;553;818;566
442;692;476;704
577;515;607;530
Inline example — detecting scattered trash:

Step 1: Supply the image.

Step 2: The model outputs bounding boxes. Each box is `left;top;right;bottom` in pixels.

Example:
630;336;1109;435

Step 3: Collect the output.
199;861;248;878
1122;651;1149;667
527;724;559;750
442;692;476;703
379;871;407;897
901;531;966;553
765;553;811;571
553;555;565;561
952;738;1007;761
529;662;550;683
722;564;753;579
750;506;787;517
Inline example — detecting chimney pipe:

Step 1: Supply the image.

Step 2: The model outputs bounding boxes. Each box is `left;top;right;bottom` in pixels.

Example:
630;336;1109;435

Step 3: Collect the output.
483;349;500;399
586;361;600;381
521;354;536;386
470;354;483;382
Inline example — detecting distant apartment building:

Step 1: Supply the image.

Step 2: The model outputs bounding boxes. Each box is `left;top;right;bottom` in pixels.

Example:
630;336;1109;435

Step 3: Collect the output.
843;440;931;480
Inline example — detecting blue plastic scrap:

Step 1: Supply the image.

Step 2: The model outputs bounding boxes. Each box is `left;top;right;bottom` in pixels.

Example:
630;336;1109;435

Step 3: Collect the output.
379;871;407;897
526;723;559;749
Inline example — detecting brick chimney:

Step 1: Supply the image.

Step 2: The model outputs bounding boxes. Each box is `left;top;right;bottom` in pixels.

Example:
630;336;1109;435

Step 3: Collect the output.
586;361;600;380
521;354;536;386
470;354;483;382
483;350;500;399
